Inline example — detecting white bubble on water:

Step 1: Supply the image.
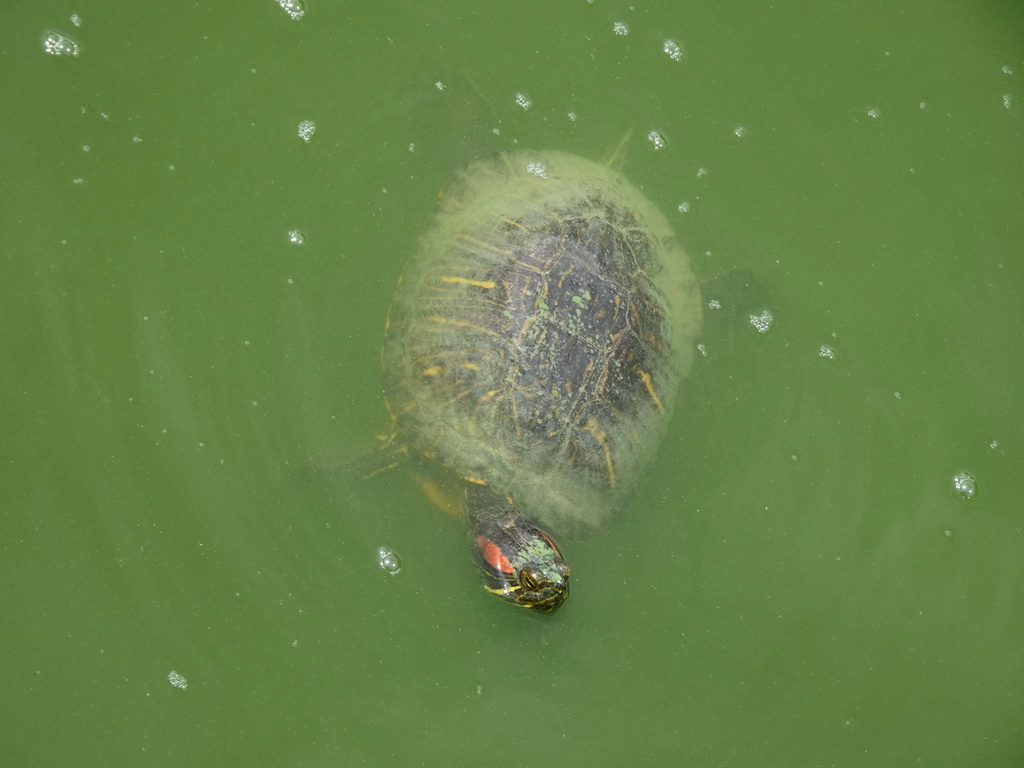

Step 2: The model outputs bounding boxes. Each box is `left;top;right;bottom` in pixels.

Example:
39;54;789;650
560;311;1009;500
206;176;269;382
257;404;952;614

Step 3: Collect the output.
647;130;666;150
952;471;977;500
70;14;82;27
168;670;188;689
613;22;629;36
749;310;774;333
378;547;402;575
277;0;305;21
663;40;684;61
43;31;81;57
677;201;691;213
297;120;316;143
287;229;306;245
733;126;746;138
819;345;836;359
525;162;547;179
1002;94;1012;109
514;92;532;110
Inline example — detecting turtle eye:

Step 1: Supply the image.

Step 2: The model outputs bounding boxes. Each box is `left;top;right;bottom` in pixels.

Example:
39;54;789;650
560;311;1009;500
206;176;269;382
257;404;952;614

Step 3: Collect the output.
519;568;541;592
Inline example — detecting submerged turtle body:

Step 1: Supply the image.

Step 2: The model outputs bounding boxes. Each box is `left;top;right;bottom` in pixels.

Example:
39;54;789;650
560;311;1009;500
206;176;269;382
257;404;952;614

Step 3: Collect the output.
383;150;701;609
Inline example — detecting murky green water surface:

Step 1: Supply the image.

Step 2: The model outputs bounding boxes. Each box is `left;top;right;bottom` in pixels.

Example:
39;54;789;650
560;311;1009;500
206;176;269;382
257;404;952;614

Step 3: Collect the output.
2;2;1022;765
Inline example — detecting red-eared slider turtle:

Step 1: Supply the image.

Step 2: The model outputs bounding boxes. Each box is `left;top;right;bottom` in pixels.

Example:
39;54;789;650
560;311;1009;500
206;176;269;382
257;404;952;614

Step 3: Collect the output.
383;149;701;611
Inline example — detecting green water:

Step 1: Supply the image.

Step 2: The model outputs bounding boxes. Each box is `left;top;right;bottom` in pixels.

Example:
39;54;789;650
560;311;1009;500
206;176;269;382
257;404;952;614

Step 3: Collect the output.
2;1;1022;765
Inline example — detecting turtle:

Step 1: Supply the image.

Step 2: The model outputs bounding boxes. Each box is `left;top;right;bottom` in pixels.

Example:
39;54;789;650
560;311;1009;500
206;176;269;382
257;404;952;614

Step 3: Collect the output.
381;149;702;611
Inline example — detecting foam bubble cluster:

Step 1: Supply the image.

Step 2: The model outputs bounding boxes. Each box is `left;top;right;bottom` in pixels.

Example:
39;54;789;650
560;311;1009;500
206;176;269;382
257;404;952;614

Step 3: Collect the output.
297;120;316;143
663;40;684;61
277;0;305;20
168;670;188;689
43;31;81;57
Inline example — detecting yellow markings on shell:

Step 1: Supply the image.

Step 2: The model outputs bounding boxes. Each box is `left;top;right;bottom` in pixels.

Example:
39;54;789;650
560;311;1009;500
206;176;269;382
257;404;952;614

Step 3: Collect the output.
566;442;579;466
510;396;522;436
583;415;616;489
463;475;488;486
440;275;496;289
387;397;417;419
556;263;575;290
451;388;473;402
461;362;479;370
426;315;501;338
456;233;514;257
516;315;537;343
507;256;545;274
481;388;501;402
421;365;444;377
636;368;665;413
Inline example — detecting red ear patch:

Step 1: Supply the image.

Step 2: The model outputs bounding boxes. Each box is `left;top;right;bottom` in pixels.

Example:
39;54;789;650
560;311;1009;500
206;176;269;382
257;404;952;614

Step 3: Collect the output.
477;535;514;574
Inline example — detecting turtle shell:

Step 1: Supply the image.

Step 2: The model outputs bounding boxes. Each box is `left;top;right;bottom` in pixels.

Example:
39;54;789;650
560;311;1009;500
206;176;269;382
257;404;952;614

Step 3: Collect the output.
383;150;701;537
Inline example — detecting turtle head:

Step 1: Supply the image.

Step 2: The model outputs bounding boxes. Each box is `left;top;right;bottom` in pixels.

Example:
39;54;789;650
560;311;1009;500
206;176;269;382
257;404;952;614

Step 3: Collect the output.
466;486;570;612
472;525;570;612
